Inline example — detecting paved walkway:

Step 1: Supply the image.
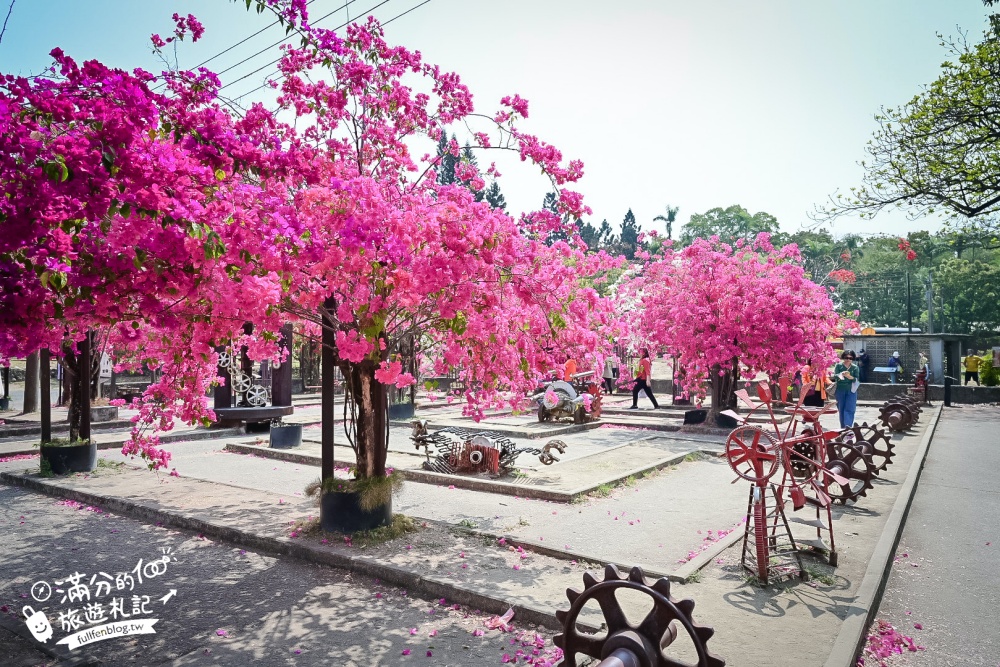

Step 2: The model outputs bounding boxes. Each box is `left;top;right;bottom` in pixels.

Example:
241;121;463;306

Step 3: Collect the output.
0;398;937;666
871;404;1000;666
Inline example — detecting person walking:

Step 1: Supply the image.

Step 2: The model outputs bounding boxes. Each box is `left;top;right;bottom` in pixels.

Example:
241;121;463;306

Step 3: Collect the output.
888;351;901;384
964;350;980;385
801;359;830;407
833;350;861;429
858;349;871;383
602;355;619;395
629;350;659;409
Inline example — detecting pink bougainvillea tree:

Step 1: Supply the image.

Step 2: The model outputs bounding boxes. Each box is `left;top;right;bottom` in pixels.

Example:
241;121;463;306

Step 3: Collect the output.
620;235;850;421
252;6;621;481
1;3;621;479
0;15;298;461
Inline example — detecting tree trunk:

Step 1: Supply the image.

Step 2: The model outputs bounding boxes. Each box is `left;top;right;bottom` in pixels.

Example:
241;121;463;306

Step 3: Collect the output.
21;351;39;414
62;335;93;443
343;359;387;479
707;357;740;423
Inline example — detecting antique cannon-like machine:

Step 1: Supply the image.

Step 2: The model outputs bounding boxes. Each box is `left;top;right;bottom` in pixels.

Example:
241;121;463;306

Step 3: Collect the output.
555;565;725;667
879;393;922;432
723;381;892;583
530;371;603;424
410;421;567;477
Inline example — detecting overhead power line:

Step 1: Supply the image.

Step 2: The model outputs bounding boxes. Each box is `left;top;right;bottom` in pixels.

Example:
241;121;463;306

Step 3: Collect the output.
228;0;432;101
219;0;391;92
230;0;431;100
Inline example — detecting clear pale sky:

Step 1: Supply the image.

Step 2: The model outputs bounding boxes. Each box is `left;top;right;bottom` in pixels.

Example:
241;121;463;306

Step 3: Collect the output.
0;0;992;239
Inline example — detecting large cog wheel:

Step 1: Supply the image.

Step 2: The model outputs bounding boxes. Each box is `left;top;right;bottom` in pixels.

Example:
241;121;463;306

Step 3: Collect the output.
847;422;895;472
554;564;725;667
824;440;877;505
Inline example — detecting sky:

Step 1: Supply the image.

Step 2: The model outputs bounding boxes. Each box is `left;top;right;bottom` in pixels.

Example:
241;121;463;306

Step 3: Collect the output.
0;0;993;240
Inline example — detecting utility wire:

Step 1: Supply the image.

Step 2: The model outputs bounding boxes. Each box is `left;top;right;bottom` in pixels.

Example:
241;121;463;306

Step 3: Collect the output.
220;0;390;92
230;0;431;102
154;0;356;92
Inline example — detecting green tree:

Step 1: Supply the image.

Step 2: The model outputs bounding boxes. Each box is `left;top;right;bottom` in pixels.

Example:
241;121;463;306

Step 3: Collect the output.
435;133;457;185
576;218;617;251
482;180;506;210
935;258;1000;337
653;205;679;240
619;208;641;259
819;20;1000;235
677;205;780;247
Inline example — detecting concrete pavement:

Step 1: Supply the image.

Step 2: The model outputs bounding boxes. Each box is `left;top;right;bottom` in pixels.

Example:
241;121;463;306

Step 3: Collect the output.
869;404;1000;666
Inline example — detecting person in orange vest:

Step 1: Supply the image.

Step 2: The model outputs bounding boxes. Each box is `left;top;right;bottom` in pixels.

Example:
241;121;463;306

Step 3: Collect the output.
563;357;578;382
801;359;830;407
628;349;659;409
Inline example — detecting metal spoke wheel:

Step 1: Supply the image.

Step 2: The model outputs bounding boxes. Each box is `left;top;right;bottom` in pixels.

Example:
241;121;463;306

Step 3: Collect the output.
232;372;253;395
245;385;268;407
218;350;234;369
554;564;725;667
725;426;781;484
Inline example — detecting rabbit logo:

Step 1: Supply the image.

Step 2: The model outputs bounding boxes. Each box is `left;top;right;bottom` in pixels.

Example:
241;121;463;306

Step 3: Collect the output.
23;606;53;643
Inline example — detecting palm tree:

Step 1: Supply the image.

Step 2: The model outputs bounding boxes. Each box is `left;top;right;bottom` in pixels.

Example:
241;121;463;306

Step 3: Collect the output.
653;205;680;240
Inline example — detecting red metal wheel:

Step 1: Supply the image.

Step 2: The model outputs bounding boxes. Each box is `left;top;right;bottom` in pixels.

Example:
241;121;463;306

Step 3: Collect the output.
725;425;780;483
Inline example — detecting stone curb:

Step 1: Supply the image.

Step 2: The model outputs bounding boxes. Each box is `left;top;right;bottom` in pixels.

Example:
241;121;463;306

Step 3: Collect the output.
223;441;698;503
822;403;943;667
0;600;101;666
671;526;745;582
0;418;135;440
0;427;243;458
0;471;565;633
441;520;673;582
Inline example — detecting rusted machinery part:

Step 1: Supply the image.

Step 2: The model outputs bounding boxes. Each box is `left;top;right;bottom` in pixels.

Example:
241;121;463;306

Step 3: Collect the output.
879;402;914;431
539;439;567;465
846;423;896;472
554;565;725;667
724;425;781;483
824;440;877;504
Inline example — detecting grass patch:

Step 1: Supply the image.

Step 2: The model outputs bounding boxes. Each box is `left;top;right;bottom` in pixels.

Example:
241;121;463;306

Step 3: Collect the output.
351;514;418;548
622;475;637;487
684;452;707;463
38;457;53;478
457;518;477;529
804;566;836;586
590;483;614;498
517;516;530;527
684;571;702;584
97;459;125;470
509;469;529;479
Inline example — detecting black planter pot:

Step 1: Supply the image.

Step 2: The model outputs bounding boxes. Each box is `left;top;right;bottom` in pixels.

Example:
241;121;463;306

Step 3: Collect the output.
388;402;414;420
321;489;392;533
41;442;96;475
269;424;303;449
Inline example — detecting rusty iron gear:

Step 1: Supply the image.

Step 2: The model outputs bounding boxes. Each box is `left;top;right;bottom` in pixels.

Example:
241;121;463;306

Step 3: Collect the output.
787;429;823;481
824;440;877;505
848;422;895;472
554;564;725;667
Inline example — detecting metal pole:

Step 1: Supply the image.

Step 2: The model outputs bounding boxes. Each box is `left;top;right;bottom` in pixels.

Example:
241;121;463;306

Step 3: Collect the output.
79;333;92;442
906;271;913;333
926;272;935;335
321;297;336;481
944;375;952;407
40;350;51;444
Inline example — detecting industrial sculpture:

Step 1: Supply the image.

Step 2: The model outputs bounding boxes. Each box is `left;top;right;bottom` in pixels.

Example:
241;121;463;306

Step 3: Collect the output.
410;421;567;477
